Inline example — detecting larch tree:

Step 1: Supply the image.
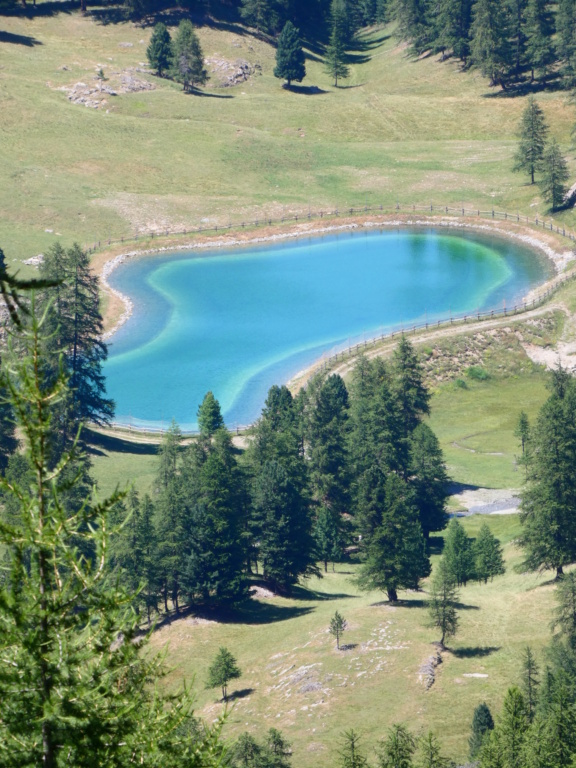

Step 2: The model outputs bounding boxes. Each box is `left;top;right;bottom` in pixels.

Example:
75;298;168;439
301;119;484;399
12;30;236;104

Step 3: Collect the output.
147;22;172;76
524;0;555;81
338;730;369;768
240;0;279;34
427;557;459;648
409;423;449;539
539;138;570;210
274;21;306;88
556;0;576;85
474;523;506;583
436;0;474;62
513;97;549;184
171;20;208;92
329;610;348;650
416;732;451;768
325;0;350;86
520;646;540;722
197;390;225;437
498;687;530;768
470;0;512;88
206;647;242;701
377;724;416;768
443;517;475;586
552;572;576;649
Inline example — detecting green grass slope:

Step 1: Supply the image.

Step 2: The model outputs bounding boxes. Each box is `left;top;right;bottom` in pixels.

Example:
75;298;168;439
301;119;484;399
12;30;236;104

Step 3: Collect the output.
1;8;575;262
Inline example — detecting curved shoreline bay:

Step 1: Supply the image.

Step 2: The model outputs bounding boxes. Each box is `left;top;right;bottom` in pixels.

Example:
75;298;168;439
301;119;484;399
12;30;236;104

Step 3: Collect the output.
103;227;552;431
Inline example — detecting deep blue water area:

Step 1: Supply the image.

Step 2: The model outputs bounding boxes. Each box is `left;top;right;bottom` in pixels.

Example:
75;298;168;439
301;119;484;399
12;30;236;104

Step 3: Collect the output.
104;228;551;430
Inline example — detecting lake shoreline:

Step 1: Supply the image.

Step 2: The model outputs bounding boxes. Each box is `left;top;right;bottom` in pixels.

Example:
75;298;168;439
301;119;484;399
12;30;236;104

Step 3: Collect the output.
97;214;571;342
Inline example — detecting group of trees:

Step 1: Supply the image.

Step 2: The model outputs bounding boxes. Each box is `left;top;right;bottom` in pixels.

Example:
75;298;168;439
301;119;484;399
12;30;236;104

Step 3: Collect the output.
147;20;208;91
108;337;450;616
513;97;571;209
395;0;575;91
337;725;450;768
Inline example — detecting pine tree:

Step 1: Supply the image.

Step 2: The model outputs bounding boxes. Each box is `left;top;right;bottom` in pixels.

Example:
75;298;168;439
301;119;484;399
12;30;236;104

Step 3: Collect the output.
230;732;263;768
274;21;306;88
394;0;433;54
470;0;512;88
409;423;449;539
427;557;459;647
147;22;172;76
314;505;347;572
513;97;549;185
240;0;279;34
0;303;225;766
391;336;430;436
478;728;503;768
521;646;540;722
264;728;292;768
443;517;475;586
539;138;570;210
329;610;348;649
556;0;576;85
524;0;555;81
356;474;431;603
377;724;416;768
470;702;495;759
552;572;576;649
499;687;529;768
338;729;369;768
171;20;208;93
519;373;576;577
514;410;531;454
416;732;450;768
474;523;506;583
197;390;224;437
325;0;350;86
507;0;528;76
206;647;241;700
435;0;473;62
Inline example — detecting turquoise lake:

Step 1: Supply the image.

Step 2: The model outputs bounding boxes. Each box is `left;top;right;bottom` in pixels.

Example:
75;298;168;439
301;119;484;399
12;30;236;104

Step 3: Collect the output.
104;228;551;430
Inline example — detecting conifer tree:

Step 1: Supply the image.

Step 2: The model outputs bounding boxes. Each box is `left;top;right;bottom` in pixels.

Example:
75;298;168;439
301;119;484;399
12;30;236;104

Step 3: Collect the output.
329;610;348;649
498;687;530;768
416;732;450;768
338;729;369;768
394;0;433;54
377;724;416;768
539;138;570;210
552;572;576;649
435;0;473;62
521;646;540;722
513;97;549;184
314;505;347;572
171;20;208;92
556;0;576;85
274;21;306;88
470;0;512;88
240;0;279;34
325;0;350;86
514;410;531;454
507;0;528;76
427;557;459;647
443;517;475;586
524;0;555;81
474;523;506;583
391;336;430;436
409;423;449;539
470;703;495;759
197;390;224;437
147;22;172;76
519;372;576;577
206;647;241;701
356;474;430;603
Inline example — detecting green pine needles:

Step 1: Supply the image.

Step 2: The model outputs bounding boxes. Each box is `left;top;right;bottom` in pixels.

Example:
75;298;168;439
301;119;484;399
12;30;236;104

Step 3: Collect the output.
274;21;306;88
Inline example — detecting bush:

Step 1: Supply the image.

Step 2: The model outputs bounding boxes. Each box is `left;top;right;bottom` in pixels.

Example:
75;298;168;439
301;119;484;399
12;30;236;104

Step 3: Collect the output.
466;366;489;381
455;378;467;389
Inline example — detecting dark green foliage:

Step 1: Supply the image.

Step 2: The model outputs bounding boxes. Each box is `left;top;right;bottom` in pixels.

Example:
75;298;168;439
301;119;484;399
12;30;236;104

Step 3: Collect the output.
0;305;225;767
428;557;459;647
229;729;292;768
416;732;451;768
206;647;241;700
436;0;473;61
507;0;528;75
391;336;430;437
521;646;540;721
393;0;433;54
470;0;512;88
377;723;416;768
519;372;576;576
147;22;173;76
325;0;350;86
553;573;576;650
556;0;576;85
513;98;549;184
539;138;570;210
329;610;347;649
514;410;530;455
474;523;506;583
241;0;279;34
499;687;529;768
443;517;475;586
0;371;17;473
356;474;431;602
338;730;369;768
314;505;348;572
470;703;495;759
171;20;208;92
524;0;555;81
409;423;449;539
197;390;224;437
274;22;306;88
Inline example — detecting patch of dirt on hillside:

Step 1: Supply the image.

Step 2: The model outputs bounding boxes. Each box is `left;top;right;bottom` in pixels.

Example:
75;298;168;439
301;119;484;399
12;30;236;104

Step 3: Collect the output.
523;339;576;372
206;57;261;86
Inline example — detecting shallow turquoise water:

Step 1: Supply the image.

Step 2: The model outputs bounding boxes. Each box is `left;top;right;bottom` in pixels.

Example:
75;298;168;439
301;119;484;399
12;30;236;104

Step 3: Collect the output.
104;228;550;430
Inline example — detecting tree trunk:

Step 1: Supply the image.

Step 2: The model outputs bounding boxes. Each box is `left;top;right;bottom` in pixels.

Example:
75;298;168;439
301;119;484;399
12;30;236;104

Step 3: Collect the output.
324;560;328;573
557;565;564;579
80;0;87;12
387;587;398;603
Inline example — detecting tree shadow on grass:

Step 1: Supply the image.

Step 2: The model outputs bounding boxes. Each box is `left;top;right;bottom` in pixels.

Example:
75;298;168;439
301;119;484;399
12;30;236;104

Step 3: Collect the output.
85;428;159;457
288;584;358;601
0;30;42;45
370;598;428;608
339;643;358;651
286;84;328;95
427;536;445;556
333;82;367;89
189;89;234;98
226;688;254;701
149;600;314;632
452;646;501;658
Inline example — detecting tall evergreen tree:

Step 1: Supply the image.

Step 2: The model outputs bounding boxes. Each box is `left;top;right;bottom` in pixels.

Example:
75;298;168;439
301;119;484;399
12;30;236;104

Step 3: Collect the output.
427;557;459;647
507;0;528;76
391;336;430;437
240;0;279;34
329;610;348;649
409;423;449;539
436;0;473;62
539;138;570;210
470;0;512;88
553;572;576;649
443;517;475;586
416;732;451;768
474;522;506;583
513;97;549;184
498;687;529;768
514;410;531;454
377;723;416;768
470;703;495;759
394;0;433;54
197;390;224;437
274;21;306;88
171;20;208;92
524;0;555;81
519;372;576;577
314;505;347;572
338;730;369;768
147;22;172;76
206;647;241;701
521;646;540;722
356;474;430;602
325;0;350;86
556;0;576;85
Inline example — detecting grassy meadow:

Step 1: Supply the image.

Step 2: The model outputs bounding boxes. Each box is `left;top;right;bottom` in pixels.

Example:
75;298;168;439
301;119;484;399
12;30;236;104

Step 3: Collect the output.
2;4;576;265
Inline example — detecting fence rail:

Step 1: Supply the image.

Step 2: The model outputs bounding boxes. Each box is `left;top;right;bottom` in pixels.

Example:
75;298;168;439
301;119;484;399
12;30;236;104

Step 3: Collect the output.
104;202;576;435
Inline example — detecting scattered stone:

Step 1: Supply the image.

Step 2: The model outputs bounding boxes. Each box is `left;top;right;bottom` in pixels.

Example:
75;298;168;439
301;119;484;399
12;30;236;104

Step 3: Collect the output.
463;673;489;678
419;650;442;690
55;69;155;109
206;57;261;87
118;41;133;47
44;228;53;233
23;254;44;267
